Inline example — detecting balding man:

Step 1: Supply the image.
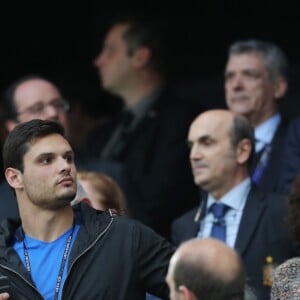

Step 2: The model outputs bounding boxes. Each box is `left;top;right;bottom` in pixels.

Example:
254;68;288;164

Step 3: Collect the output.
171;109;300;299
166;238;245;300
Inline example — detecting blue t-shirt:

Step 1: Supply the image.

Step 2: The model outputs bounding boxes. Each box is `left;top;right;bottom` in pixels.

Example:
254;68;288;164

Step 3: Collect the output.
14;222;80;300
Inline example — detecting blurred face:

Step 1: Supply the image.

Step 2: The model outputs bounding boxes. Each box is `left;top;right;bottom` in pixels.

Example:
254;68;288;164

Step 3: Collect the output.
19;134;77;210
8;79;69;133
224;53;279;127
94;24;135;96
188;112;238;197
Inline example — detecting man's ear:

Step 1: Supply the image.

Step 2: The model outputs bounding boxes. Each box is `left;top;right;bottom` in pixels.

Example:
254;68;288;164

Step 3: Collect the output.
274;77;288;99
132;46;151;68
5;119;18;133
178;285;197;300
236;139;252;164
5;167;23;189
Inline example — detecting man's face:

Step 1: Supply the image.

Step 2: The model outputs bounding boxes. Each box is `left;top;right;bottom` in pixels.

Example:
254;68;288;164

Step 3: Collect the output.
224;53;278;126
10;79;69;133
94;24;135;95
188;112;238;195
20;133;77;210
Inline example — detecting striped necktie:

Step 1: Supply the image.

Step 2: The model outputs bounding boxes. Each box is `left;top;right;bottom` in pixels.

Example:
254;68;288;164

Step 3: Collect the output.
209;202;230;242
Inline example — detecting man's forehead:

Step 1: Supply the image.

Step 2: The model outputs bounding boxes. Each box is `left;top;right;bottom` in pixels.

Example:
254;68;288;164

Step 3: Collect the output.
15;79;61;104
226;53;265;70
25;134;71;155
189;114;231;139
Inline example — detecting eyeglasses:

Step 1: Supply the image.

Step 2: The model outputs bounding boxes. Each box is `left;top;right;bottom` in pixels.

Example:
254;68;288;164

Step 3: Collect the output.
15;98;70;117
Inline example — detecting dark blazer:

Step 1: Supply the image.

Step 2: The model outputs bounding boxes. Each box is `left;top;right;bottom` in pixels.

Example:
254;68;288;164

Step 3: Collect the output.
78;87;205;238
250;119;289;194
171;187;300;300
279;116;300;193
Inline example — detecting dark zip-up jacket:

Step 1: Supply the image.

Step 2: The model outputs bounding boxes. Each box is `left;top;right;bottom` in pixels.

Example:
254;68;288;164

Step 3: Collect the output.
0;203;175;299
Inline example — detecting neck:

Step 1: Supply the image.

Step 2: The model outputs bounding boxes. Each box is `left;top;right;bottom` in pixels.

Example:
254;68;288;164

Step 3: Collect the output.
121;75;164;107
21;206;74;242
210;173;248;200
249;110;278;128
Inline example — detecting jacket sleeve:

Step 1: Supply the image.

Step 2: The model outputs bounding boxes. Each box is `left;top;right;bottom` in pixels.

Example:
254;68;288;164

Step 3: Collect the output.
132;221;176;299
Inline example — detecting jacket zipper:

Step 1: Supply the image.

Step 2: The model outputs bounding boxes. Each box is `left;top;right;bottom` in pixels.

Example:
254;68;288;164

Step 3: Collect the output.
0;264;43;299
61;216;114;298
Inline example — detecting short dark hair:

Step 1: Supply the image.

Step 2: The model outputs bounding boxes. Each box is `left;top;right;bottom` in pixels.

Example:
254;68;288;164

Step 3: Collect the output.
173;256;245;299
1;74;62;120
110;13;168;75
3;119;65;172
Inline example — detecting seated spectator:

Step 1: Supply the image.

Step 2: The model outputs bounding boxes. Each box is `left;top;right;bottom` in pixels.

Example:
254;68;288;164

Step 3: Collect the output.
166;237;245;300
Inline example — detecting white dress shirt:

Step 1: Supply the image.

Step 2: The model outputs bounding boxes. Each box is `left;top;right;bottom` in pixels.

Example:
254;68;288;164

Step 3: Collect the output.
197;178;251;248
255;113;281;152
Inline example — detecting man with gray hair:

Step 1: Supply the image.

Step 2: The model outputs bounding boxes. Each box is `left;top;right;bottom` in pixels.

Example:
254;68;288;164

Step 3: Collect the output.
224;39;289;193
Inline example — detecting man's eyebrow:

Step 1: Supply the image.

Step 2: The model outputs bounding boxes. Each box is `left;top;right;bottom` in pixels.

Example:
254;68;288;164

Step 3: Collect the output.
187;134;212;145
196;135;212;143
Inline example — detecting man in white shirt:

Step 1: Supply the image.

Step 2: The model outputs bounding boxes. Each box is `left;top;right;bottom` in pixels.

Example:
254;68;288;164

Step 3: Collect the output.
171;109;299;300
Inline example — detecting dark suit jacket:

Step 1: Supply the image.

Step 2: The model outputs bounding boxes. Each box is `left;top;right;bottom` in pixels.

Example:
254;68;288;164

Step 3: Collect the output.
279;116;300;193
171;187;300;300
251;118;289;194
78;87;205;238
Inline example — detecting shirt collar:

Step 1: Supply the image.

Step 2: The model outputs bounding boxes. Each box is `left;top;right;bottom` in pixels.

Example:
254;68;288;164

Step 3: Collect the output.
255;113;281;145
207;178;251;211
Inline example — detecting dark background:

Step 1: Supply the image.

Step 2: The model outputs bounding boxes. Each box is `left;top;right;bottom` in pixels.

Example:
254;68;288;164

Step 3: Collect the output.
1;2;300;118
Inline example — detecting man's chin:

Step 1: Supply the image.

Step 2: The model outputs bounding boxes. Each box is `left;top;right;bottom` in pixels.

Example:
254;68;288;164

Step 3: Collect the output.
194;176;208;187
59;191;77;203
228;100;251;112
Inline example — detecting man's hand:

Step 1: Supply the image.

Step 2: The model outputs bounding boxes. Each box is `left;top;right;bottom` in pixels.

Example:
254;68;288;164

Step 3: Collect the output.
0;293;9;299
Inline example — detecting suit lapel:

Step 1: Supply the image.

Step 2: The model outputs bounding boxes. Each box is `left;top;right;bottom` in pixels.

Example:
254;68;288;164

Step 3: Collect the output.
235;187;266;255
191;191;208;237
259;121;288;191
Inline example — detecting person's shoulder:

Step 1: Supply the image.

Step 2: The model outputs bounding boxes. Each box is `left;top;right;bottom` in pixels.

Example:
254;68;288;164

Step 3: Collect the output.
277;256;300;269
274;257;300;280
172;207;199;226
113;215;154;232
250;184;286;199
286;115;300;132
0;181;10;192
250;185;289;218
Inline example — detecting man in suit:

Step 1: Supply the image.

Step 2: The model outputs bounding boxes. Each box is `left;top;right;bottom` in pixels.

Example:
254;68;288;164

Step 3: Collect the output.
171;109;299;300
224;39;289;193
80;13;203;238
